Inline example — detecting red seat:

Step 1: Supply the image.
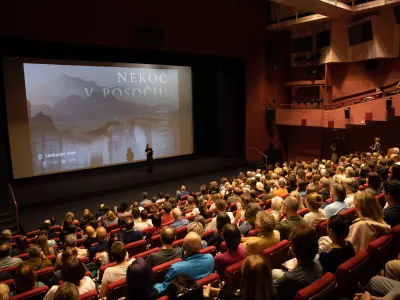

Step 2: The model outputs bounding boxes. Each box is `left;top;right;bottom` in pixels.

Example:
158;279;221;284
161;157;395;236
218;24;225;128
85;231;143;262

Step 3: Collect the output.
325;198;333;204
229;202;238;212
152;258;182;283
257;194;264;199
79;256;89;264
367;233;394;275
264;199;272;210
150;234;162;249
34;266;54;285
175;225;188;240
206;218;213;224
339;207;357;223
199;246;217;257
262;240;290;270
135;247;161;260
358;185;366;191
80;290;99;300
316;219;329;238
375;193;386;209
223;259;244;290
105;223;119;233
295;272;336;300
298;208;309;217
26;230;39;238
1;265;19;277
13;253;29;261
220;241;227;253
180;195;189;201
99;262;117;281
202;229;215;243
109;228;121;235
125;239;147;257
335;250;372;298
172;238;184;248
196;273;220;287
248;229;259;237
282;193;290;199
107;277;126;300
10;286;49;300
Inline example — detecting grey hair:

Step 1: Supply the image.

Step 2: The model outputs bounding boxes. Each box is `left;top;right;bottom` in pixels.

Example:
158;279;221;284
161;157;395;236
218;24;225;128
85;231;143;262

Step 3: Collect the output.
29;245;41;258
65;234;78;247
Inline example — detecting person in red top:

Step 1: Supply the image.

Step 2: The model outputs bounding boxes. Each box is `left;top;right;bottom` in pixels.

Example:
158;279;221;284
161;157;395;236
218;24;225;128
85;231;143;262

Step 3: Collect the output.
161;202;174;224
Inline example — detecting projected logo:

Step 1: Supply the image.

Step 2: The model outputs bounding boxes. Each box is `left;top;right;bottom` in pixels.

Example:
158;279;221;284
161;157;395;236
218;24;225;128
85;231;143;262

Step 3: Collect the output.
24;64;180;175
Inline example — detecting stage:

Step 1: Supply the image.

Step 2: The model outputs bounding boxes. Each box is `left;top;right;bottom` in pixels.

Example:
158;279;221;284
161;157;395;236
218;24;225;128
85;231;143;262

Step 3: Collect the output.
14;156;247;231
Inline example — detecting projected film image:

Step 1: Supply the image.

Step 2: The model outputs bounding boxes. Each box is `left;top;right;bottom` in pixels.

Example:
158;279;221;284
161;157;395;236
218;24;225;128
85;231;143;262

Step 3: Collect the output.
24;64;181;175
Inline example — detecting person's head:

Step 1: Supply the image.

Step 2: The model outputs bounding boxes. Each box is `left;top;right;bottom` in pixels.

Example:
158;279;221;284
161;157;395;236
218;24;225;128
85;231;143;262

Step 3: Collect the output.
54;282;80;300
214;199;226;214
142;192;148;200
367;172;381;191
345;167;355;178
140;210;149;221
343;178;360;194
0;243;11;258
181;185;187;191
354;191;384;222
35;234;50;256
359;166;369;178
337;166;344;174
297;180;308;192
320;177;330;189
169;197;177;209
163;202;172;215
88;219;98;229
65;212;75;223
61;247;78;265
60;256;86;286
271;197;283;211
384;180;400;205
306;184;318;195
289;224;318;264
278;178;287;189
187;196;194;205
153;214;162;228
110;241;127;264
28;245;41;258
378;166;390;182
158;192;164;200
255;211;276;235
240;255;275;300
160;226;176;246
256;182;264;191
193;215;206;229
305;193;323;212
126;258;155;300
187;221;204;237
0;283;10;300
15;264;37;294
96;227;107;242
183;232;202;256
85;226;96;238
222;224;241;253
64;234;78;248
16;236;29;254
331;184;346;202
244;203;263;225
216;212;232;233
171;208;182;220
132;207;141;219
1;229;11;241
283;196;301;214
327;215;351;243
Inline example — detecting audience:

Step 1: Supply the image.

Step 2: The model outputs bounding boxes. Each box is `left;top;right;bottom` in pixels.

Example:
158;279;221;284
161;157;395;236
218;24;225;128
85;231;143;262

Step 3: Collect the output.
208;213;232;251
13;235;29;256
383;180;400;227
97;232;128;266
126;258;157;300
161;202;174;224
53;282;80;300
270;197;284;220
208;199;235;231
176;185;189;199
82;226;97;249
273;178;288;197
275;196;307;241
318;177;331;201
154;232;214;295
134;210;153;231
170;208;189;229
88;227;108;261
324;184;348;218
0;230;13;246
121;218;143;244
103;211;118;227
56;234;87;270
366;172;382;196
23;245;52;271
150;214;163;236
343;177;360;207
8;264;45;297
303;193;327;227
140;192;152;207
0;243;22;270
36;234;55;256
187;221;207;248
239;202;263;236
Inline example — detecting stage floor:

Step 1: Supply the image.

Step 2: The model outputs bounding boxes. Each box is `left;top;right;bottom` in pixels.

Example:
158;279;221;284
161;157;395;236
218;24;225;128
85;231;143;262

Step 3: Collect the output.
15;156;247;231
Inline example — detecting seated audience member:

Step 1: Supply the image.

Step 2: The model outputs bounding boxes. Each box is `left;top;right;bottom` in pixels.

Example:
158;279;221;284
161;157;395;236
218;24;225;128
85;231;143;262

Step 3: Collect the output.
99;241;130;298
39;227;57;247
348;191;391;252
187;221;207;248
43;219;59;240
104;211;118;227
333;166;346;183
343;177;360;207
273;178;288;197
0;230;13;246
297;180;308;198
132;207;141;224
23;245;52;271
208;213;232;251
79;209;92;229
146;226;181;268
194;215;207;230
154;232;214;295
214;224;246;278
121;218;143;245
324;184;348;218
366;171;382;196
161;202;174;224
0;243;22;270
44;256;96;300
48;248;80;288
8;264;45;297
156;192;165;204
255;182;264;196
275;196;307;241
274;225;323;300
97;232;127;266
59;219;76;244
36;234;55;256
150;214;163;236
239;203;262;236
56;234;88;270
358;166;369;186
182;196;196;212
126;258;157;300
204;255;278;300
53;282;80;300
303;193;327;228
391;164;400;181
0;283;9;300
89;227;108;262
226;187;241;206
13;235;29;256
176;185;189;199
82;226;97;250
318;215;355;274
290;190;306;209
134;210;153;231
242;211;280;255
170;208;189;229
383;180;400;227
140;192;152;207
287;174;297;193
318;177;331;201
208;199;235;231
270;197;284;220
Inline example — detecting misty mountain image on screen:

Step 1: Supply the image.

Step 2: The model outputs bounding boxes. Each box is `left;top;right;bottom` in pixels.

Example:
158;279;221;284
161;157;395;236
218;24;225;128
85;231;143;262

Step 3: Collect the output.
24;64;180;175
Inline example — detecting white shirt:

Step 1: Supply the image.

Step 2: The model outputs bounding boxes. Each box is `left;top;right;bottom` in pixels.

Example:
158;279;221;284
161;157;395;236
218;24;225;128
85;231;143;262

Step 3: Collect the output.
208;212;235;231
44;276;96;300
304;209;327;228
101;263;129;285
345;194;355;208
134;219;153;231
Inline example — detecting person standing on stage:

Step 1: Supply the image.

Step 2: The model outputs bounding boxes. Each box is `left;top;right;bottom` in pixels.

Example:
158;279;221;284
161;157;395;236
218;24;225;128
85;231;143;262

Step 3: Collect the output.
145;143;153;173
371;137;381;153
331;141;337;163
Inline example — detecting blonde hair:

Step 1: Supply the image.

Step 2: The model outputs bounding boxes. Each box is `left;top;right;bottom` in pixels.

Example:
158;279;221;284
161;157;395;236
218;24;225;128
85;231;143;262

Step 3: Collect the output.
187;221;204;236
255;211;276;234
271;197;283;211
0;283;10;300
106;211;117;221
305;193;323;212
290;191;305;209
354;191;384;222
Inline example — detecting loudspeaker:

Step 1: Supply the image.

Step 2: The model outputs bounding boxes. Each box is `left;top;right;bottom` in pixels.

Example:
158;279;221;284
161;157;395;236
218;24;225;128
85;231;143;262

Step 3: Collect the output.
344;108;350;119
386;98;393;110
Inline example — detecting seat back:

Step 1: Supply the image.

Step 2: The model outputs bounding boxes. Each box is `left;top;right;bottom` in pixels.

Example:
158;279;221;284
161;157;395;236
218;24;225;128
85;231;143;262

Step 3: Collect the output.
295;272;336;300
135;247;161;260
26;230;39;238
202;229;215;243
375;193;386;209
1;279;15;291
316;219;329;239
196;273;220;287
13;253;29;261
298;208;309;217
366;233;393;275
339;207;357;223
34;266;54;285
150;234;162;249
262;240;290;270
152;258;182;283
107;277;127;300
335;250;371;298
79;290;99;300
1;265;18;278
325;198;333;204
248;229;259;237
175;226;188;240
199;246;217;257
125;239;147;257
105;223;119;233
223;259;244;290
172;238;184;248
10;286;49;300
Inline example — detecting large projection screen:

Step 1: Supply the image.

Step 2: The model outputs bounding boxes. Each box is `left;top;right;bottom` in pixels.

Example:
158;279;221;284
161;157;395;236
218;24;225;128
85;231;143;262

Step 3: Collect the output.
3;58;194;179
